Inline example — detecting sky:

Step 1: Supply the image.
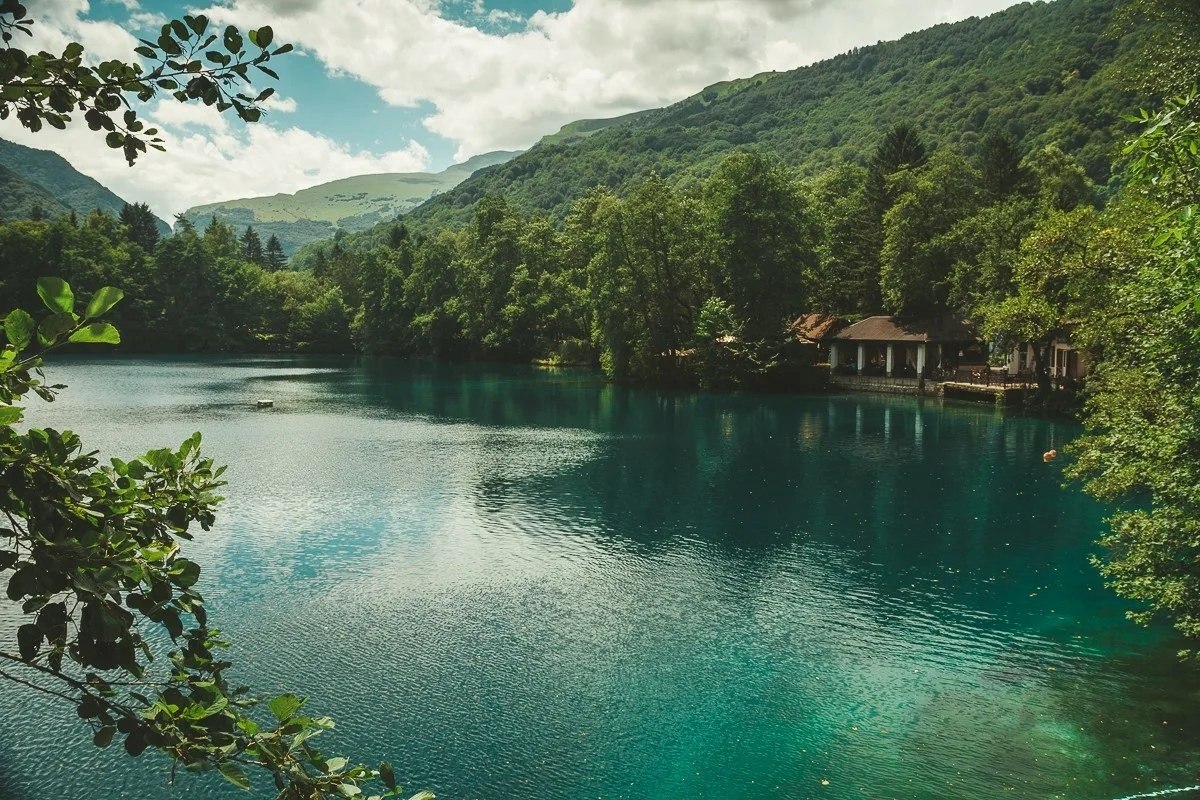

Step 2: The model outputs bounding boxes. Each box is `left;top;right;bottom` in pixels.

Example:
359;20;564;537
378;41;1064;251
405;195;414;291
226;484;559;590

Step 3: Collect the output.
1;0;1024;219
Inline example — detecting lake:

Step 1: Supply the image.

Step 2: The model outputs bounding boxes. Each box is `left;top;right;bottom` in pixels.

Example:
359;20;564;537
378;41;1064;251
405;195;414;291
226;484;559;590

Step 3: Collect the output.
2;356;1198;800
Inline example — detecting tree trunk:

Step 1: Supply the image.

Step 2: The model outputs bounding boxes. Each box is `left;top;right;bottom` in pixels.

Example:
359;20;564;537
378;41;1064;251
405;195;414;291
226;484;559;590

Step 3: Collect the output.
1032;340;1053;395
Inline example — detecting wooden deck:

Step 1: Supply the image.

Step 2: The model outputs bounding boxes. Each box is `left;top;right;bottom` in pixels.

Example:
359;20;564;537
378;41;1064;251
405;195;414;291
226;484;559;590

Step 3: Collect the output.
829;374;1031;405
939;381;1028;405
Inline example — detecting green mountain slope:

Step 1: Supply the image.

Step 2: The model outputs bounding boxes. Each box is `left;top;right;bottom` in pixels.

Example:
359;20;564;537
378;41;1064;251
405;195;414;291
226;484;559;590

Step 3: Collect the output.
180;150;521;255
0;165;72;222
405;0;1140;232
0;138;170;233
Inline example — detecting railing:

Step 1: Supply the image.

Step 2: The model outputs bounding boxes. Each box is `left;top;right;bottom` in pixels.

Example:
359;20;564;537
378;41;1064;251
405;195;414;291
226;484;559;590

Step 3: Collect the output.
948;367;1032;388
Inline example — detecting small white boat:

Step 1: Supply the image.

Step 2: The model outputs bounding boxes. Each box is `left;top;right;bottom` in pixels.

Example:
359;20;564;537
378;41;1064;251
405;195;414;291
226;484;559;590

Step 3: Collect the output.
255;399;275;408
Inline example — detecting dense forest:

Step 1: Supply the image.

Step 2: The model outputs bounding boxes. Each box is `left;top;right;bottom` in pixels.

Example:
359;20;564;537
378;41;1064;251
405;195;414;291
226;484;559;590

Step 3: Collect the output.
0;130;1103;394
0;0;1182;395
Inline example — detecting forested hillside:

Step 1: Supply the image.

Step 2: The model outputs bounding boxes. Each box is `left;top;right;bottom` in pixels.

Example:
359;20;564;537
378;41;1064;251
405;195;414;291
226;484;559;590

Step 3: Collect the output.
0;165;71;221
401;0;1138;233
0;138;171;233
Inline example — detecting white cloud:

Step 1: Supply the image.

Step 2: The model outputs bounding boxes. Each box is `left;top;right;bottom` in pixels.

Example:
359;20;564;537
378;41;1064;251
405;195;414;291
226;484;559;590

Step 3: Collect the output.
19;0;139;62
202;0;1020;160
128;11;169;29
0;107;428;219
262;94;299;113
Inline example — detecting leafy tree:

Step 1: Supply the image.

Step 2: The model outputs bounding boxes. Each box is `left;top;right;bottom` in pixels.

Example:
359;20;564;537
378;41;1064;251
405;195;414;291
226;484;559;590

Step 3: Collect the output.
1069;92;1200;648
979;133;1030;201
871;122;928;176
619;176;706;362
982;204;1143;392
879;151;982;316
242;225;265;265
404;230;465;358
1027;144;1095;213
703;151;818;341
806;162;879;315
945;197;1037;312
264;234;287;271
118;202;161;252
353;246;413;354
456;196;524;357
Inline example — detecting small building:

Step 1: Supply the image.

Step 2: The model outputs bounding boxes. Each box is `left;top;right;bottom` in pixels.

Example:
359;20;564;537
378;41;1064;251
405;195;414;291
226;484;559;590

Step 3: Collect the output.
789;312;849;345
1005;329;1091;381
785;312;849;365
829;316;981;379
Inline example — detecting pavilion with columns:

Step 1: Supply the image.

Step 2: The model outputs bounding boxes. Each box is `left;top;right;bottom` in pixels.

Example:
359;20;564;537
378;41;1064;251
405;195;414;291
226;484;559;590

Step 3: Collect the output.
827;316;981;381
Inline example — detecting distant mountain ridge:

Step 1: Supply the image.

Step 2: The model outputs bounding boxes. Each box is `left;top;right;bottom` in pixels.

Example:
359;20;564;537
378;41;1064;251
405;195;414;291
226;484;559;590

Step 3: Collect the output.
0;138;170;233
180;150;521;255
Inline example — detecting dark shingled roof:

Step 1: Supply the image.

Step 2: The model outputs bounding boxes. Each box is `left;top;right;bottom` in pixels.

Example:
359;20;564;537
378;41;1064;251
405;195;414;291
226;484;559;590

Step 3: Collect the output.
830;315;979;343
789;312;848;342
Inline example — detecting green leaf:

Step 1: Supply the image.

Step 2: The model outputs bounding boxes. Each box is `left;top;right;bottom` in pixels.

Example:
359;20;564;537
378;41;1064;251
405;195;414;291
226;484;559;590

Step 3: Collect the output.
217;762;251;790
379;762;396;791
68;323;121;346
267;693;303;722
170;558;201;588
38;312;77;346
254;26;273;48
4;309;35;351
407;792;435;800
0;406;23;425
17;624;41;659
325;757;348;773
36;277;74;314
93;726;116;748
223;26;243;53
85;287;124;319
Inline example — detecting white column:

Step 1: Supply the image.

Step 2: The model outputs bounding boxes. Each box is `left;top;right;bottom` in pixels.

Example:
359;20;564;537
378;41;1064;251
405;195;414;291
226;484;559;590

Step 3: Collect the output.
829;342;839;369
916;343;926;375
857;343;866;375
886;343;895;377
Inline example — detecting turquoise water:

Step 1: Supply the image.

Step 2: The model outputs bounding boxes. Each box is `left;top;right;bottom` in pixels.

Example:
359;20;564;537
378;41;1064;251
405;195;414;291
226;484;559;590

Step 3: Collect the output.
2;356;1199;800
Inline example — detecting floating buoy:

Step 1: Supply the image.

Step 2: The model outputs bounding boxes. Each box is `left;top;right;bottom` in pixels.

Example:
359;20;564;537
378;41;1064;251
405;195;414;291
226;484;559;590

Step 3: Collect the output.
1043;449;1058;463
256;399;274;408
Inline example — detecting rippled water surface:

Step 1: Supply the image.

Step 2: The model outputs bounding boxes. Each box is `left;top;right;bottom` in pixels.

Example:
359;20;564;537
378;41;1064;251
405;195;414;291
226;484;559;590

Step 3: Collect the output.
2;356;1199;800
